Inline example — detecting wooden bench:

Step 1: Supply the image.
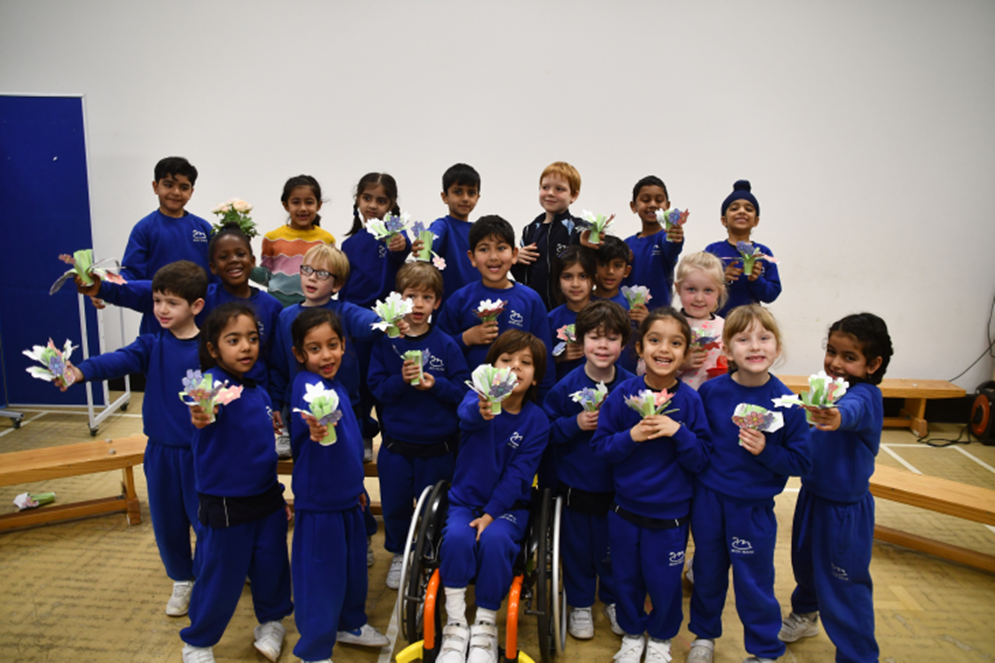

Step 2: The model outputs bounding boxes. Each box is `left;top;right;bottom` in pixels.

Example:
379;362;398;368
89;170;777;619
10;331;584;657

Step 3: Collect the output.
0;435;147;531
781;376;965;437
278;459;383;516
870;464;995;573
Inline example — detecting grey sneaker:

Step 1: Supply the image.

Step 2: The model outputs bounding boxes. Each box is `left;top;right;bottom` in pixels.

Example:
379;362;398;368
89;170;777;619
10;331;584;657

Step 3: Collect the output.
644;638;672;663
613;634;646;663
467;622;500;663
687;638;714;663
181;644;215;663
337;623;390;647
568;607;594;639
363;437;374;463
252;620;285;662
603;603;624;636
778;611;819;642
386;553;404;589
166;580;193;616
275;431;292;459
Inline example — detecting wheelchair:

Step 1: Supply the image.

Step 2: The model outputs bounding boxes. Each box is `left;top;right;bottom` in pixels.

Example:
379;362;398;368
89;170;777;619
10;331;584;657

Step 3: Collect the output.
395;480;566;663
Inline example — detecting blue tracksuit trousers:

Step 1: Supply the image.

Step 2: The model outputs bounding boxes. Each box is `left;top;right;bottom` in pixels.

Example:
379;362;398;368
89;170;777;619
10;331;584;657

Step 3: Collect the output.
145;441;202;581
377;445;455;554
561;506;616;608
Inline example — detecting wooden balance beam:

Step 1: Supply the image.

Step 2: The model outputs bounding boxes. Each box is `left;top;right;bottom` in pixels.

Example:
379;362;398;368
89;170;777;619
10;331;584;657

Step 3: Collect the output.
781;376;965;437
278;459;382;516
0;435;147;531
870;464;995;573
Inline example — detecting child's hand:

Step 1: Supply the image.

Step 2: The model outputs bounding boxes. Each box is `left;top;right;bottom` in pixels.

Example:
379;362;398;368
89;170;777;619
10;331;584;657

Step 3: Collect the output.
563;342;585;362
396;319;411;338
684;347;707;370
807;407;842;432
358;492;368;511
631;414;680;442
300;411;332;442
477;394;496;421
747;259;764;281
724;263;744;283
54;363;84;391
272;410;284;434
75;274;102;298
738;427;766;455
191;403;217;429
387;233;407;253
666;225;685;243
577;410;599;431
411;237;426;256
516;243;539;265
463;321;499;347
469;513;494;541
402;359;435;390
89;296;106;310
285;504;294;522
628;304;649;325
578;229;599;250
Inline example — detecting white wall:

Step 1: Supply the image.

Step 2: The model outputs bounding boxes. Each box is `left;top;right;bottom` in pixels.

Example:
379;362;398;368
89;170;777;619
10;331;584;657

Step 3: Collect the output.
2;0;993;388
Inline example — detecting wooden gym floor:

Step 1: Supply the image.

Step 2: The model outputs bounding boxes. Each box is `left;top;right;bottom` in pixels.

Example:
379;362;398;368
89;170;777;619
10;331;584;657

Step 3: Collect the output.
0;394;993;662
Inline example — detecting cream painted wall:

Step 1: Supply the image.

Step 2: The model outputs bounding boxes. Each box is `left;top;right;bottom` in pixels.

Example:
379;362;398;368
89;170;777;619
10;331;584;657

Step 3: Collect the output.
2;0;993;388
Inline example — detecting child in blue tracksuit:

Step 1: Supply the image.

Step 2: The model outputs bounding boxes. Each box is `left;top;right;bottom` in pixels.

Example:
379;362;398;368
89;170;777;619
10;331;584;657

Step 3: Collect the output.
290;308;389;662
688;306;812;663
780;313;893;663
180;303;293;663
547;246;595;383
705;180;781;317
592;307;712;663
61;261;207;618
622;175;684;311
120;157;213;334
542;300;633;639
437;331;550;663
368;262;469;589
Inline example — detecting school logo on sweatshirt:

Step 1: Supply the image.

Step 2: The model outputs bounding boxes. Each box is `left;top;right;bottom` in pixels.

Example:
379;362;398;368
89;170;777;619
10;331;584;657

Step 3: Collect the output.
265;406;273;423
508;310;524;327
831;563;849;582
508;431;523;449
428;356;445;372
499;512;519;524
669;550;685;567
652;245;661;257
731;537;754;554
378;244;388;259
192;229;208;243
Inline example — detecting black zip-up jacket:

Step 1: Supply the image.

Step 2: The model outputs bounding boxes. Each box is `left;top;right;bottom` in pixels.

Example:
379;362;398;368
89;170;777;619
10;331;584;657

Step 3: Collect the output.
511;210;581;310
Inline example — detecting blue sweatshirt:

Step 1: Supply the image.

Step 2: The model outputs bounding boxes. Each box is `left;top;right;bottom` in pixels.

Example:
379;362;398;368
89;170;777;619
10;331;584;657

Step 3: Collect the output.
437;280;556;399
192;367;277;497
97;280;280;389
267;299;380;413
450;391;550;517
288;372;365;511
623;230;683;309
697;374;811;503
592;377;712;520
801;382;883;503
547;304;584;383
704;240;781;317
121;209;213;334
542;365;635;493
77;331;199;448
368;326;469;445
429;215;475;307
338;230;411;309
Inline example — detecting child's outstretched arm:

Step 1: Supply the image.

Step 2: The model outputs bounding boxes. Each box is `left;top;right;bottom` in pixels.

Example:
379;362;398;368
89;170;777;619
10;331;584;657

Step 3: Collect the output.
77;275;155;315
56;336;156;390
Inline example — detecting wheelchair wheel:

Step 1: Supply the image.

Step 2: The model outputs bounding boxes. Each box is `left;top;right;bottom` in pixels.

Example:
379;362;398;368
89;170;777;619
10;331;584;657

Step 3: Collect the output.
398;484;434;644
535;489;566;662
403;480;450;644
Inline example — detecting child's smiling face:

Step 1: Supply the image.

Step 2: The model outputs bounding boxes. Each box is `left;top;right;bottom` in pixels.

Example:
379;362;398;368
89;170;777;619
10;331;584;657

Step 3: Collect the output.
583;326;623;371
596;258;630;297
722;200;760;235
300;260;338;304
284;185;321;231
725;320;780;379
559;262;592;308
825;331;881;382
209;314;260;377
210;235;255;288
442;182;480;222
152;173;193;218
637;317;687;387
678;269;721;320
630;184;669;226
539;174;577;216
294;322;345;381
469;234;517;288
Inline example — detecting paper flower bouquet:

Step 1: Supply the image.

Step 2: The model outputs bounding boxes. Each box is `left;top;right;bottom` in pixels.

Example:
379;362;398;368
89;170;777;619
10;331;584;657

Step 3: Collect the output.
690;327;722;351
621;285;652;310
552;324;577;357
24;338;78;385
772;371;849;422
178;369;244;424
625;388;679;418
50;249;125;295
211;198;257;239
475;299;507;324
14;492;56;510
371;292;413;338
732;403;784;434
292;381;343;445
656;207;689;242
735;241;777;275
401;348;431;386
465;364;519;414
367;211;412;242
580;210;615;244
570;381;608;412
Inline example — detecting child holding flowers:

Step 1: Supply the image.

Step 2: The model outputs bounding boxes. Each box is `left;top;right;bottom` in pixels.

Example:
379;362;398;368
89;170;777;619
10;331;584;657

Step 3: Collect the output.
675;252;729;390
542;300;634;639
289;307;390;662
547;246;596;382
591;308;712;663
437;330;549;663
705;180;781;316
687;305;811;663
251;175;336;307
622;176;685;310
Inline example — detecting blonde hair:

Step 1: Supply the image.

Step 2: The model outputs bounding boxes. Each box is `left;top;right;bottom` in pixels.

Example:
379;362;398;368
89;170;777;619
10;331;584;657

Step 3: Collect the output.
303;244;350;286
540;161;581;195
674;252;728;311
396;262;444;299
722;305;785;371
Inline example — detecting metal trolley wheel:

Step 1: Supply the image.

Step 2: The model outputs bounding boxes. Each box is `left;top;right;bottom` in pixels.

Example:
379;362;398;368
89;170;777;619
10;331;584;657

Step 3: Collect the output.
400;480;450;644
534;489;566;662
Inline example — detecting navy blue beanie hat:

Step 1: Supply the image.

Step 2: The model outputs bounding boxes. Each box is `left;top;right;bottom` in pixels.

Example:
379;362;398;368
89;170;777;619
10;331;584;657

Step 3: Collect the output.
721;180;760;217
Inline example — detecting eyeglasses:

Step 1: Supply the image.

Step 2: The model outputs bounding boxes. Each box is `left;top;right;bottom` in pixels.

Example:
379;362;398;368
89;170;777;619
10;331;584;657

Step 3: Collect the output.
300;265;335;281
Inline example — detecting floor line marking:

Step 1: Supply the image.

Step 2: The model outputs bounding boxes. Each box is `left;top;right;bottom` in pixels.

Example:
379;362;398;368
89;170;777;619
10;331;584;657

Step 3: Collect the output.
952;446;995;475
880;445;921;474
0;412;48;438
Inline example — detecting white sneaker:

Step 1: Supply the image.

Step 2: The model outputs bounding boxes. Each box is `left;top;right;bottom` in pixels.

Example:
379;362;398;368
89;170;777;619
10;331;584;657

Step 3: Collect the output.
166;580;193;616
367;537;375;568
438;624;470;663
386;553;404;590
337;623;390;647
275;431;292;459
568;607;594;639
687;638;714;663
742;658;777;663
778;611;819;642
253;620;286;662
363;437;374;463
181;644;215;663
603;603;624;636
644;638;672;663
467;622;499;663
613;634;646;663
